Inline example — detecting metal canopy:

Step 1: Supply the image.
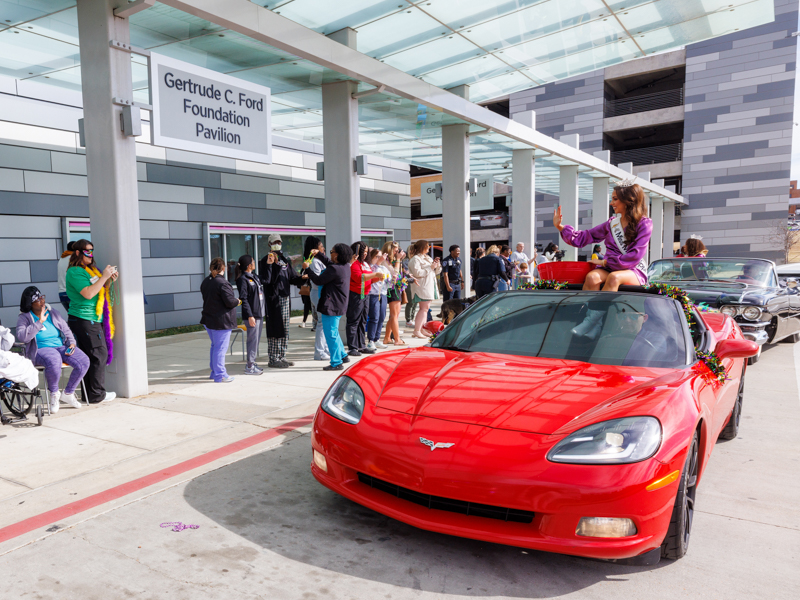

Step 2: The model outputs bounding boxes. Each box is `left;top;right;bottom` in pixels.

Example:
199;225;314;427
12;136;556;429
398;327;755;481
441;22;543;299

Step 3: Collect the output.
0;0;775;203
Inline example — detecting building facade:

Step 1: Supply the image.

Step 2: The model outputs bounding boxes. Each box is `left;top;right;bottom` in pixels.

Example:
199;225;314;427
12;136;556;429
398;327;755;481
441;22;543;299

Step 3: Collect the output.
508;0;798;261
0;78;411;330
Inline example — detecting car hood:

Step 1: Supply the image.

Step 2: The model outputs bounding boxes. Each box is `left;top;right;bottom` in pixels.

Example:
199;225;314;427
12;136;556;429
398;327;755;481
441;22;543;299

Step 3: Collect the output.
375;348;679;435
652;281;775;307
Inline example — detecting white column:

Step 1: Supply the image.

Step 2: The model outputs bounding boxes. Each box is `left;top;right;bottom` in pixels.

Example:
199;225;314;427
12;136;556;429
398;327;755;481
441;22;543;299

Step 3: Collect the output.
76;0;147;398
592;151;610;229
442;84;471;291
511;110;535;262
559;134;580;262
322;80;360;246
662;201;675;258
322;29;360;246
649;178;665;261
637;171;652;263
442;123;471;291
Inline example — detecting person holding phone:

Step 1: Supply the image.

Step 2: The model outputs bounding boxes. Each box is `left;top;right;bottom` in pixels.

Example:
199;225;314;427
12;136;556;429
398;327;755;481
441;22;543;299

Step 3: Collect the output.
65;239;118;404
407;239;442;339
16;286;88;412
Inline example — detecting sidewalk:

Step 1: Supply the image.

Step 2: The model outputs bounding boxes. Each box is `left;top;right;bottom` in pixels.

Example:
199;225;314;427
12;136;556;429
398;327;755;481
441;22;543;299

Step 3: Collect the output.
0;310;437;553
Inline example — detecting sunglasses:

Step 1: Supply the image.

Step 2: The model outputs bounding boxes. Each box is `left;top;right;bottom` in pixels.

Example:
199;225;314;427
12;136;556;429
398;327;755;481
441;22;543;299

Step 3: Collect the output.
31;292;44;303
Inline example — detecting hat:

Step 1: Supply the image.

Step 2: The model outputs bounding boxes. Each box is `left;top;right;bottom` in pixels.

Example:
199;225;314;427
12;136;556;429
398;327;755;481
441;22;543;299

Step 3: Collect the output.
268;233;282;244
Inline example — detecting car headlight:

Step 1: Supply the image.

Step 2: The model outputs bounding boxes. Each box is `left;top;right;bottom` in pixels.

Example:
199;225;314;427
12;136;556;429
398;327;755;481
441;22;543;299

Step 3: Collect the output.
321;376;365;425
547;417;662;465
741;306;762;321
720;305;738;317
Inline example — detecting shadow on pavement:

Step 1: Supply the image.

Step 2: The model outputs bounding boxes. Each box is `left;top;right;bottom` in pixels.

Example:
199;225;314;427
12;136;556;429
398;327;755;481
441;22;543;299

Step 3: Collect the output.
183;435;667;597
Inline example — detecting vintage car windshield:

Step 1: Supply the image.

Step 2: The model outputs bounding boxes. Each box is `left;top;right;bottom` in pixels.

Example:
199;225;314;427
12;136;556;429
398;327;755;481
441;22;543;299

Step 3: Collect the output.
648;259;776;287
431;292;689;368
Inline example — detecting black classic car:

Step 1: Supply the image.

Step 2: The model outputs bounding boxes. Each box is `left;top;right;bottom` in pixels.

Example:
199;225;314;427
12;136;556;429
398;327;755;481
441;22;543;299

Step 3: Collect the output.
648;258;800;364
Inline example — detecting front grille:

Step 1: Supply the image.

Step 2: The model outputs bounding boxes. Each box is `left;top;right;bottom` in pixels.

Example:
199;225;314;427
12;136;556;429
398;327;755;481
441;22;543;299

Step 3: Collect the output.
357;473;534;524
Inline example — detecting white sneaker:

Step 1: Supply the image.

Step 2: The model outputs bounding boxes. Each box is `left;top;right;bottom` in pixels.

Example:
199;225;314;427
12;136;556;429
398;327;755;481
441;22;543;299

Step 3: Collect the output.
375;341;387;349
299;322;306;328
103;391;116;402
61;392;81;409
49;391;60;414
366;341;376;350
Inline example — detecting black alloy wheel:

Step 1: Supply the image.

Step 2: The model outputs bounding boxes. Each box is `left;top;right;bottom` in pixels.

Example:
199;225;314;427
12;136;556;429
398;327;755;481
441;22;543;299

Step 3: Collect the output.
720;369;745;440
661;432;699;560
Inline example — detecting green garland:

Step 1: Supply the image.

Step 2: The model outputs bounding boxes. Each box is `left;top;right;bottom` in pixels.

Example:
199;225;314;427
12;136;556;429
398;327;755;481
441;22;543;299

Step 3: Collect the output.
646;282;728;383
518;279;569;291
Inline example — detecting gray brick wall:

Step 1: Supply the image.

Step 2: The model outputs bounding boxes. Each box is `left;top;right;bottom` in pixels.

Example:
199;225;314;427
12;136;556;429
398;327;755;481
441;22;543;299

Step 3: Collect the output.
681;0;797;261
0;81;411;330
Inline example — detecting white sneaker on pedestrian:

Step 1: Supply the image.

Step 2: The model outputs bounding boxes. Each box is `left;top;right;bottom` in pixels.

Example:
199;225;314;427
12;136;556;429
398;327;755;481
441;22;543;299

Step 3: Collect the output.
103;391;116;402
366;341;376;350
374;341;387;349
299;322;306;328
49;391;60;414
61;392;81;409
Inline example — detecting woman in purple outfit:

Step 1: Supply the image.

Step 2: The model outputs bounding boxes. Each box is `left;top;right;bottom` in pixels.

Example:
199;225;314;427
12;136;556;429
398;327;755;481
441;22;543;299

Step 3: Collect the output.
553;178;652;338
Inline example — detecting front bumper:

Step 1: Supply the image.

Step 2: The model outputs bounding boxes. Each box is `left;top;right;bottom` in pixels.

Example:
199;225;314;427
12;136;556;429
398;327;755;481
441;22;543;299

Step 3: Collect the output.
738;325;769;345
311;408;684;561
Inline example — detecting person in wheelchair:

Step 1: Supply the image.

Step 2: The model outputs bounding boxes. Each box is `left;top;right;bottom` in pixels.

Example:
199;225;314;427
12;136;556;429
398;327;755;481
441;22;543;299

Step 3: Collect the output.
16;286;88;412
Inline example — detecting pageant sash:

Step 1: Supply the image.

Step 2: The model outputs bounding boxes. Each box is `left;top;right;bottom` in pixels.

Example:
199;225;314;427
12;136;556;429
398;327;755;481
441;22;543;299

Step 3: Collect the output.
609;216;648;274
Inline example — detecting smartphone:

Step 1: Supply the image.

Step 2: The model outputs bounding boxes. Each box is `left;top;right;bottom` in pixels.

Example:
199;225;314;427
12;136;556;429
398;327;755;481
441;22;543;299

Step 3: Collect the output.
66;347;75;355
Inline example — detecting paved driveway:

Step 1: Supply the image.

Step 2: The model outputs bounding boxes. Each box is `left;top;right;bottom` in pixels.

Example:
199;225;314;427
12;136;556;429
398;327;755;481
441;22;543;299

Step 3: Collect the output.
0;339;798;599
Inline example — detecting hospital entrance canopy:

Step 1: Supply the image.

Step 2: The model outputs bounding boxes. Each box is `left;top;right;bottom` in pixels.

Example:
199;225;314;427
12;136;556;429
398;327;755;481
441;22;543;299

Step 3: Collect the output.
0;0;777;203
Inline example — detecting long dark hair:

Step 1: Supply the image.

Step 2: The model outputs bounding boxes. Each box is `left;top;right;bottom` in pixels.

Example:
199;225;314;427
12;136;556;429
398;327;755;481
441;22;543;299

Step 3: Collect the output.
544;242;558;254
69;239;95;268
304;235;321;259
613;183;648;247
209;257;225;276
332;243;353;265
351;241;367;262
235;254;254;279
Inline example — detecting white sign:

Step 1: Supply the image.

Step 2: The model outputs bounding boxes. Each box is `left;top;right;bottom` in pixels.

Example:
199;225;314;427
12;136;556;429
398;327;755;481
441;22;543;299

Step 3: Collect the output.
420;177;494;216
150;53;272;163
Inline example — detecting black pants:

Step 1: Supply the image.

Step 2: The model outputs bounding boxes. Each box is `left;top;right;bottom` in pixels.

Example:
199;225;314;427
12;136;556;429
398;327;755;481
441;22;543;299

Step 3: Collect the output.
68;317;107;403
301;294;313;322
475;279;495;299
346;291;367;351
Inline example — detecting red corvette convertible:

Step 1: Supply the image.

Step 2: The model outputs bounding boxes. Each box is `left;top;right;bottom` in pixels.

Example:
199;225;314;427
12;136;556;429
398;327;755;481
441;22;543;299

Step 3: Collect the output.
310;289;758;564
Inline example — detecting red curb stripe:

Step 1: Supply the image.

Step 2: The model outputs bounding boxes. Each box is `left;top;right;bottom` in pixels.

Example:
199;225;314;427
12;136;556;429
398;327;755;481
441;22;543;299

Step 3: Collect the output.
0;415;314;544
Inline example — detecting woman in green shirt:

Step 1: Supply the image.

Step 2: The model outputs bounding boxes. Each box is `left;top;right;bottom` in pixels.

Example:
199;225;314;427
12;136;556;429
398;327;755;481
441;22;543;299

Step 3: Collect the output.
65;239;118;404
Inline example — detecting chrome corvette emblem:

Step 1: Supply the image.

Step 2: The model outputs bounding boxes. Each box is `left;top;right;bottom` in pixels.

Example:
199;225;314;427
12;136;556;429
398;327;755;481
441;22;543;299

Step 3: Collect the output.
419;437;455;451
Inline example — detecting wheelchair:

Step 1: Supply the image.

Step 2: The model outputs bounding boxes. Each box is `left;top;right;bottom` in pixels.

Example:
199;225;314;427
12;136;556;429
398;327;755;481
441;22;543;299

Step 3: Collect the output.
0;378;45;426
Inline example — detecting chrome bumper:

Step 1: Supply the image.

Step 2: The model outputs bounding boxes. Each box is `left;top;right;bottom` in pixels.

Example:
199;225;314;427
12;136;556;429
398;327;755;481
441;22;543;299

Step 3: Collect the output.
740;328;769;345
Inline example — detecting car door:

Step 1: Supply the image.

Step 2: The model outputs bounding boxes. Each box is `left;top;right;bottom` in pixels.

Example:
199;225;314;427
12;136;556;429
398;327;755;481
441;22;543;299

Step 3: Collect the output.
777;267;800;336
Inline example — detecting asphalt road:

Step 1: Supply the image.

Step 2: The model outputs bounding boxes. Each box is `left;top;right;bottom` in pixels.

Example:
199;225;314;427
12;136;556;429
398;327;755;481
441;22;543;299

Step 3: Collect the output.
1;342;798;600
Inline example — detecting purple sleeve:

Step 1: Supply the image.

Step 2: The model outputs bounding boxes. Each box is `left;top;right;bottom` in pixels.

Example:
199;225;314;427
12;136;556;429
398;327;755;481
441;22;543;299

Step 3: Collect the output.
605;218;653;271
560;221;608;249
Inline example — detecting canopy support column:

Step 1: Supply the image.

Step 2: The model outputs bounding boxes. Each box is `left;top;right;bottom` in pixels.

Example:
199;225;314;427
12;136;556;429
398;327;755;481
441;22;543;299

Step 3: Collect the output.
512;111;536;263
559;134;580;262
442;123;471;291
663;201;676;258
322;79;360;246
76;0;147;398
592;151;610;229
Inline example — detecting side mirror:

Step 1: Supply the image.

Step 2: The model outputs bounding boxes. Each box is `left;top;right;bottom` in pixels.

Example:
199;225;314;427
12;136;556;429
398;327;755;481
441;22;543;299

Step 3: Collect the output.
714;339;760;360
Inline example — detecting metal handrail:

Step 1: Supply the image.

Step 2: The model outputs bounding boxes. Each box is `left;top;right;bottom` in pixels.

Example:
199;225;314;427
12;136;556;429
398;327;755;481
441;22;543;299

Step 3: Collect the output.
610;143;683;166
605;88;684;118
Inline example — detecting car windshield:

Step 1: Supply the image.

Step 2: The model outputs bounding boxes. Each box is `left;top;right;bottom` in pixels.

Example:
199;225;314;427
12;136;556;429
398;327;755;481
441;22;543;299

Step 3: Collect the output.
648;259;776;287
431;292;688;368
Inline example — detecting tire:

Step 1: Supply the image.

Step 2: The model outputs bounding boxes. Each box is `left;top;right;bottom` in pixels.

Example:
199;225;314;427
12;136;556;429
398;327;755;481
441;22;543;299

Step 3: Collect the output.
747;345;761;365
36;405;43;427
0;387;34;418
719;369;745;441
661;431;699;561
780;332;800;343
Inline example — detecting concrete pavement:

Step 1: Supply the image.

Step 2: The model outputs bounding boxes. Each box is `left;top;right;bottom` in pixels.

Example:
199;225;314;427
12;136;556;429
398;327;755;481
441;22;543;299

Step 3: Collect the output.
0;319;798;599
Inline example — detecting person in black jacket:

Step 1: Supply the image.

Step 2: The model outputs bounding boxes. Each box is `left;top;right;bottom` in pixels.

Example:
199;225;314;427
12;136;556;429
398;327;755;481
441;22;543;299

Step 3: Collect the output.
258;233;306;369
304;243;353;371
474;245;510;299
235;254;265;376
200;257;241;383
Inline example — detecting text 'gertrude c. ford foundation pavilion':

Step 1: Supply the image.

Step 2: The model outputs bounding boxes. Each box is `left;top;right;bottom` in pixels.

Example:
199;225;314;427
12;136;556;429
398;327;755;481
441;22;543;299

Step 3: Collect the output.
2;0;778;397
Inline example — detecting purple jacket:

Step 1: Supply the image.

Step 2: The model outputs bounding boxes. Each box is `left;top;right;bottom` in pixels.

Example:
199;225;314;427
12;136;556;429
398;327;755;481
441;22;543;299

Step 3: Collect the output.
561;216;653;284
16;306;76;361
